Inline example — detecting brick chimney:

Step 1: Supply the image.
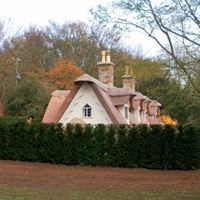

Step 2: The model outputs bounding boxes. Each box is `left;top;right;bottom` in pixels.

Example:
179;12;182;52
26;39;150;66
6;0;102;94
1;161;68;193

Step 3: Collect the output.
122;66;136;92
97;50;114;87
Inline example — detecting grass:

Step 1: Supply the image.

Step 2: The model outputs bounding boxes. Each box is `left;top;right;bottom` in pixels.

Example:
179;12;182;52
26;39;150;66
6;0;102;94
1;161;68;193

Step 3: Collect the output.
1;185;200;200
0;186;136;200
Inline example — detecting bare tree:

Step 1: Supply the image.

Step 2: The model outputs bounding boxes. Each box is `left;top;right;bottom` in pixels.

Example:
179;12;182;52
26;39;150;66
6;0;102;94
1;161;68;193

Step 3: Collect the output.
0;17;21;49
91;0;200;95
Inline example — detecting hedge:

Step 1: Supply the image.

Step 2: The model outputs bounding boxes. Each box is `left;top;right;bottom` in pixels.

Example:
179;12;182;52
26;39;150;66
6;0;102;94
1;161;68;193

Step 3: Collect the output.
0;117;199;170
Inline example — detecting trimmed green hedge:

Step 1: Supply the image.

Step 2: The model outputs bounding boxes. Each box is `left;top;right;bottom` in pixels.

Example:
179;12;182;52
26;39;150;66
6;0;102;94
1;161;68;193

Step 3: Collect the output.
0;117;199;170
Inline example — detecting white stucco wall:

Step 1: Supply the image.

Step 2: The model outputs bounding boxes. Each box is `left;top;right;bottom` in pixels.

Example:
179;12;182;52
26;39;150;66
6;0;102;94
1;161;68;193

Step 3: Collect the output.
115;104;130;124
140;110;146;123
59;82;112;125
132;109;140;123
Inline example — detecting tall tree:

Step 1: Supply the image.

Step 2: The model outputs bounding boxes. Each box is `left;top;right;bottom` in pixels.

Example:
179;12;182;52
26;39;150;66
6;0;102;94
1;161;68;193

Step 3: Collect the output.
9;26;52;80
0;17;19;49
46;57;83;90
132;59;188;124
3;79;50;119
0;17;21;105
91;0;200;96
43;21;125;76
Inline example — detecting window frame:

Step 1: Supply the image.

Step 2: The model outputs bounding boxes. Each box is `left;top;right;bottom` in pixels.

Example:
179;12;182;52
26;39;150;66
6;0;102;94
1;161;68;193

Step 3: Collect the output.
82;104;92;118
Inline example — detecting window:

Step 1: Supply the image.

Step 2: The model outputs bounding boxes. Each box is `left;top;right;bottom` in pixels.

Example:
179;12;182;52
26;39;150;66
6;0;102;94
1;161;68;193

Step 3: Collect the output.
125;105;129;119
83;104;92;118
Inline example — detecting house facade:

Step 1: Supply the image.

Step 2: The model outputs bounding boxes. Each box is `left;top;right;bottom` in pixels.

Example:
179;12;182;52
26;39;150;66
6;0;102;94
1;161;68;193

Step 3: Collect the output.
42;50;162;125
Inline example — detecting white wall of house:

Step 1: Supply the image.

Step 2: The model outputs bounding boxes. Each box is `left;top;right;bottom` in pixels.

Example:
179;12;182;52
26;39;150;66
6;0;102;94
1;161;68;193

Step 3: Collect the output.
132;109;140;124
140;110;146;123
59;82;112;125
116;104;129;124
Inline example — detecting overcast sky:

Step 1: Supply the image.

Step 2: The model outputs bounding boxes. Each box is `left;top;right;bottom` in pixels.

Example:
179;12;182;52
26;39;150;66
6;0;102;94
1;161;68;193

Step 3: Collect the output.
0;0;109;27
0;0;159;57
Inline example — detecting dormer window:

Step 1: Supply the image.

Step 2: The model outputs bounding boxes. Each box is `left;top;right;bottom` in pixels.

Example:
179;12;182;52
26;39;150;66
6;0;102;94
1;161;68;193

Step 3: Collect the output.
83;104;92;118
124;105;129;119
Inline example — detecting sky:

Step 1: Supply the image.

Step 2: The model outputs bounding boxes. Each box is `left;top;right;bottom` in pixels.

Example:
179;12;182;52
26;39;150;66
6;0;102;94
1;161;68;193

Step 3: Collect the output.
0;0;159;57
0;0;106;26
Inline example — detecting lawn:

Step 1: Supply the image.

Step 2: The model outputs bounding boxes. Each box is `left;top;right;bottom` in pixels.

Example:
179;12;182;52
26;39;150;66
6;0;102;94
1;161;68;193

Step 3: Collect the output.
0;160;199;200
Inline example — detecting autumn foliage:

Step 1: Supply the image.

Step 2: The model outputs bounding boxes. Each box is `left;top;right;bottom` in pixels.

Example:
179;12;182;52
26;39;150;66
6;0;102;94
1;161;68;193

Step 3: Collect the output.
158;115;177;126
47;58;83;90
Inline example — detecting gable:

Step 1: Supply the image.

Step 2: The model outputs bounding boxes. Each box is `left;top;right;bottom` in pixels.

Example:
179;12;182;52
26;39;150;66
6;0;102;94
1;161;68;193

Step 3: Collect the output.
58;82;113;125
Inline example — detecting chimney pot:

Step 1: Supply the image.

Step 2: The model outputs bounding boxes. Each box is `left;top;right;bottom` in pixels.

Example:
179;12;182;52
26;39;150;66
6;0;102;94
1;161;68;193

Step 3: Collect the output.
101;51;106;62
106;51;111;62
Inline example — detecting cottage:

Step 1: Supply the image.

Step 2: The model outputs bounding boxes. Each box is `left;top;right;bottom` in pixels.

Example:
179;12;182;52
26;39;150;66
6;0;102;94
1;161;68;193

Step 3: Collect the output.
42;50;162;125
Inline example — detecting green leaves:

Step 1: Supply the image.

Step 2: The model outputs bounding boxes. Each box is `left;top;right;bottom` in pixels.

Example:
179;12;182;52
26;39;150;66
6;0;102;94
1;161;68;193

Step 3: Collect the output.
1;121;199;170
3;79;50;119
